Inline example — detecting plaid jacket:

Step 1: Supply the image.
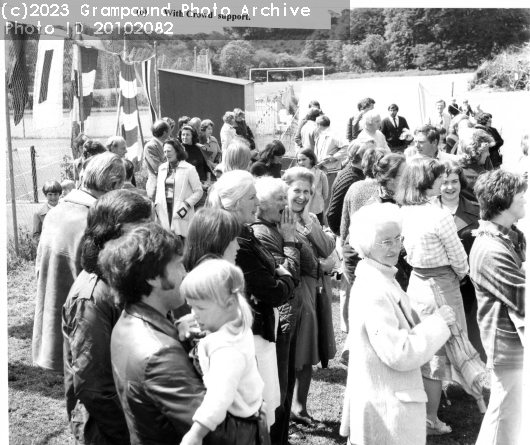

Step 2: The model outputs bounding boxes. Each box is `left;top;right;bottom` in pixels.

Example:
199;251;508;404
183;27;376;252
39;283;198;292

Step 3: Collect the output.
469;220;526;368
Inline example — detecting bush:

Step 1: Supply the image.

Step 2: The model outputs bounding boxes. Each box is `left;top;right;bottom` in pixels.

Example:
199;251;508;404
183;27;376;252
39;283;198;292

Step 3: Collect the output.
7;228;37;273
135;164;148;191
469;44;530;91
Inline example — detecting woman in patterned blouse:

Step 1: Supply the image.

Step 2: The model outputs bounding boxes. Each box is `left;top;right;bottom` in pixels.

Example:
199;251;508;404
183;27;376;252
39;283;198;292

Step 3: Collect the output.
395;156;469;437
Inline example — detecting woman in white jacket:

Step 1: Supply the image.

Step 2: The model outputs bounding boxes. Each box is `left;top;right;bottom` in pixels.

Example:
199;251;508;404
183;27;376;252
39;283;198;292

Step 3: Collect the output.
340;203;454;445
154;139;203;239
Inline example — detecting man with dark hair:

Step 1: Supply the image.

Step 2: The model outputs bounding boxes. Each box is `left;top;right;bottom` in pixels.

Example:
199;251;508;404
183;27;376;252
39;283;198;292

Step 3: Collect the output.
102;224;266;444
345;97;375;142
448;98;460;117
294;100;323;148
121;159;147;197
405;125;460;162
144;119;171;201
470;170;526;445
380;104;410;153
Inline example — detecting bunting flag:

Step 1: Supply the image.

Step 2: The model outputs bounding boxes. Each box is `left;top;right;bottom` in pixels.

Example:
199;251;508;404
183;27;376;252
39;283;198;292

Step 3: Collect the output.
418;82;430;125
33;36;64;130
134;57;159;125
7;25;30;126
118;58;144;161
71;45;98;123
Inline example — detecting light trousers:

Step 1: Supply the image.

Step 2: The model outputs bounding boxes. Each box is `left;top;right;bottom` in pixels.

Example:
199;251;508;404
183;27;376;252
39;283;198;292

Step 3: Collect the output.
476;367;523;445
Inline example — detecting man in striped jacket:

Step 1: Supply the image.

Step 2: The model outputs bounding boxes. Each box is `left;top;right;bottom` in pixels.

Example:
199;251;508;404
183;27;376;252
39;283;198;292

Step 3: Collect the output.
470;169;526;445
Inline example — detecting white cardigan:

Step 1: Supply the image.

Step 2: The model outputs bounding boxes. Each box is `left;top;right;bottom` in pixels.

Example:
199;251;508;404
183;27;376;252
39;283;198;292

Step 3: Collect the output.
340;258;450;445
154;161;203;237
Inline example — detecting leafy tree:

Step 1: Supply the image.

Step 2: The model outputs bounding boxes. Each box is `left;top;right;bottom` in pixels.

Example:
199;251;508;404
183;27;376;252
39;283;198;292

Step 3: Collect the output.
349;9;386;44
219;40;255;78
342;35;390;72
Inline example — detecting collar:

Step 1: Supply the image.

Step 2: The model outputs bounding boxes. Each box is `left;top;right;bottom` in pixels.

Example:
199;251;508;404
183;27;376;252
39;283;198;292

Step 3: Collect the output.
350;164;363;175
254;216;278;230
473;220;522;248
238;224;254;241
63;188;98;207
364;258;398;281
125;301;178;340
378;185;395;202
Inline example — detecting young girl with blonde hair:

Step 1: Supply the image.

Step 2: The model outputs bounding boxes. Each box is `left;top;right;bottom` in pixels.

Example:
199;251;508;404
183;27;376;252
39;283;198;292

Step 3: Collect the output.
180;259;269;445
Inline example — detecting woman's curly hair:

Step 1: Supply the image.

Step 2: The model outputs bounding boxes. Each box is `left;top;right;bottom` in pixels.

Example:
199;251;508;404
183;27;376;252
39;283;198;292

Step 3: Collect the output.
458;129;494;166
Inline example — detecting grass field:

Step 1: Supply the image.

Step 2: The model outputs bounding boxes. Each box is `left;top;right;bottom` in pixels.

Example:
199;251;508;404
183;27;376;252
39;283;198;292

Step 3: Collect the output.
7;259;488;444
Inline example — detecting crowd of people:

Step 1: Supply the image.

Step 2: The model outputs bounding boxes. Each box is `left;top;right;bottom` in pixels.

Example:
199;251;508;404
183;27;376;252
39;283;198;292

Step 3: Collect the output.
30;96;527;445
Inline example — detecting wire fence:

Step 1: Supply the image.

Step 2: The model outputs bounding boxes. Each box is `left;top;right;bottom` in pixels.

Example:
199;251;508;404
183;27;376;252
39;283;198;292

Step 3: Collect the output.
5;36;298;245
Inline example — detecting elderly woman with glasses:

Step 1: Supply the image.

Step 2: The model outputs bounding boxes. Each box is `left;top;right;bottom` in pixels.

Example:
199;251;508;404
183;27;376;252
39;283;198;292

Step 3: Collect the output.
395;157;469;436
340;203;454;445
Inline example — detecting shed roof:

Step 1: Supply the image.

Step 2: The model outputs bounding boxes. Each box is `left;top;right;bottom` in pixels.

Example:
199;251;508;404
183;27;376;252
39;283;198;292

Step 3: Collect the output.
159;69;254;85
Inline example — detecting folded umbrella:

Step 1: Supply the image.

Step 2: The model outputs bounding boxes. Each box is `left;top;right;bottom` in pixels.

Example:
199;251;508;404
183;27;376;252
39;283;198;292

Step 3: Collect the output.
429;278;487;413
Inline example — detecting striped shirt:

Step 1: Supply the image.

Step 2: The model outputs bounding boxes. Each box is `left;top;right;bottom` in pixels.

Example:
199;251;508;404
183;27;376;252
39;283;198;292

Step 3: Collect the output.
470;220;526;368
400;201;469;279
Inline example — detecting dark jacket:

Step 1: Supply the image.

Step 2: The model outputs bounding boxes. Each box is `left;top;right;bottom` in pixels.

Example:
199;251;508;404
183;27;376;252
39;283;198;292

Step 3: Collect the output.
448;103;460;117
236;225;295;342
111;302;265;444
251;218;303;334
326;165;365;236
475;123;504;168
380;116;410;150
33;203;50;242
62;271;129;445
453;195;480;256
345;113;363;142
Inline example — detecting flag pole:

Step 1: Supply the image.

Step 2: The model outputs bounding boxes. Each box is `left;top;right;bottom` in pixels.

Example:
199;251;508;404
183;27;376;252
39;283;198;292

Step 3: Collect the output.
3;35;19;254
154;40;161;118
74;36;85;133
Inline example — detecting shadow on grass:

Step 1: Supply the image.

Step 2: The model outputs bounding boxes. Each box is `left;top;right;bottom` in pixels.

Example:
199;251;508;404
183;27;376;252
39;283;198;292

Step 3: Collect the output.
8;319;34;340
291;419;345;444
8;361;64;400
313;366;347;385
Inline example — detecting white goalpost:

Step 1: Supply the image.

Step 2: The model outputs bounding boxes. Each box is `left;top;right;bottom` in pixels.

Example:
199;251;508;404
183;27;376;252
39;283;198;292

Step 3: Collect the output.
249;66;325;82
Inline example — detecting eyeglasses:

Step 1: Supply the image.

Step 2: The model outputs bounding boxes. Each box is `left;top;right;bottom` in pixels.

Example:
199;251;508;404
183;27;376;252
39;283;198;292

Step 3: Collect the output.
374;235;404;249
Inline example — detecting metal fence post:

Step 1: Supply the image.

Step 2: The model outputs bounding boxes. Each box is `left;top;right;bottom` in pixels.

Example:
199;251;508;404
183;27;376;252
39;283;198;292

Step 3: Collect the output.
30;145;38;203
4;44;19;254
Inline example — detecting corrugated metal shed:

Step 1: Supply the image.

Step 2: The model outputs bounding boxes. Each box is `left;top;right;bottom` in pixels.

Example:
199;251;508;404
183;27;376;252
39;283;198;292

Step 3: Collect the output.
158;69;255;142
